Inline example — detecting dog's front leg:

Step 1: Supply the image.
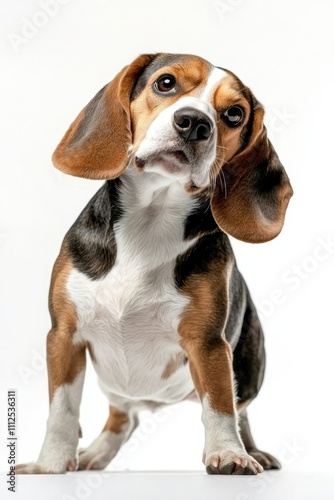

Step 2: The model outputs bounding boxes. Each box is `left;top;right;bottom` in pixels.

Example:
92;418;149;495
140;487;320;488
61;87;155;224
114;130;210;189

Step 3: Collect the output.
184;338;262;474
17;255;86;474
179;278;263;475
17;328;86;474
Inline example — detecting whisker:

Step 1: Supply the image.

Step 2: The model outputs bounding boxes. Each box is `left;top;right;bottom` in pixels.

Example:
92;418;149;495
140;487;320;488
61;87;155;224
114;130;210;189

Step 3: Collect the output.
213;155;226;166
204;200;211;213
126;151;135;166
207;154;229;201
126;147;135;159
218;170;227;199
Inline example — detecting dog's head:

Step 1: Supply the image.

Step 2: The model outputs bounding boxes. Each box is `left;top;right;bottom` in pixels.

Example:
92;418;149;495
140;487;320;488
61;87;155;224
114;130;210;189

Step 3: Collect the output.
52;53;293;243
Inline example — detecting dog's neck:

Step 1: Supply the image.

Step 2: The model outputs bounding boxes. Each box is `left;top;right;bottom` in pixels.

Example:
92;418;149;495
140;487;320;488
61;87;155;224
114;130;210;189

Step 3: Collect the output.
114;165;219;244
108;165;198;269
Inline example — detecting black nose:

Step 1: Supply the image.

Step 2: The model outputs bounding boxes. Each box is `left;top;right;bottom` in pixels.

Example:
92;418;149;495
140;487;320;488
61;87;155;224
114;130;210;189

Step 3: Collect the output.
173;107;213;142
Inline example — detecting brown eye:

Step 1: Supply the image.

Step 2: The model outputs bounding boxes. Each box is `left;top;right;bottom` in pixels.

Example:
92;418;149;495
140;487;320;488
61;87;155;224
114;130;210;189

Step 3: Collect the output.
222;106;244;127
154;74;176;93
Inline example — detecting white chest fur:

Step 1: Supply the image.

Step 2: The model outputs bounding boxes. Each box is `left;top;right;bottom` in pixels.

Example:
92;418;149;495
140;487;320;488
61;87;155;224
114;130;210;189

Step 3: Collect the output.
67;169;198;404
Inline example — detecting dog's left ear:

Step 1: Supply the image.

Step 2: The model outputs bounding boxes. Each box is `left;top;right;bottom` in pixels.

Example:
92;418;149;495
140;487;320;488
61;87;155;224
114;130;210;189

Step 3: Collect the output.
211;105;293;243
52;54;155;179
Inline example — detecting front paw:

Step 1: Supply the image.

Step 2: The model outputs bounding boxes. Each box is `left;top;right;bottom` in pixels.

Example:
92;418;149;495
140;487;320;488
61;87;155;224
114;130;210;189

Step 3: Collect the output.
16;463;49;474
16;459;77;474
204;449;263;475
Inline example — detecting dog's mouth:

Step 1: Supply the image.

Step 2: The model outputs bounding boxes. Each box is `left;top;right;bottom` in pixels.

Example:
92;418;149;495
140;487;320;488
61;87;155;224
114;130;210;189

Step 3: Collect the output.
134;149;209;192
135;150;189;174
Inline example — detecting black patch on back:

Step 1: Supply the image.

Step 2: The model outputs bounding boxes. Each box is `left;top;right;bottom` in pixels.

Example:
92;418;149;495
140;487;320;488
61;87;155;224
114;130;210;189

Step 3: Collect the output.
65;179;123;280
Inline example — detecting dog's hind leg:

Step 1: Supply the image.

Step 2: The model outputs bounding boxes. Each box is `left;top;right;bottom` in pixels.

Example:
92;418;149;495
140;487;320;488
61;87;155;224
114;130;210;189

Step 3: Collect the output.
78;405;139;470
239;409;281;470
233;292;281;470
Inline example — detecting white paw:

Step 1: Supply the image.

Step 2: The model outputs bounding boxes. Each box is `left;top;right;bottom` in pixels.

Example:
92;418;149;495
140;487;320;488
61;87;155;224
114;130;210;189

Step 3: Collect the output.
16;463;47;474
78;449;112;470
204;449;263;475
201;400;264;475
16;458;77;474
78;431;120;470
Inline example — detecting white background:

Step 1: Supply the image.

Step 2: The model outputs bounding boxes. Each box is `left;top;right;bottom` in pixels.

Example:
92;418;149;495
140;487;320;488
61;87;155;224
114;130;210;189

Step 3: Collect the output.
1;0;334;482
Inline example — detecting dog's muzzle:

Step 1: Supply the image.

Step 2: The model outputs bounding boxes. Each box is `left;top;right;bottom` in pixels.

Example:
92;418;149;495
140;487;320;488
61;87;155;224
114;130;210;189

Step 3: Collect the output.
134;102;217;188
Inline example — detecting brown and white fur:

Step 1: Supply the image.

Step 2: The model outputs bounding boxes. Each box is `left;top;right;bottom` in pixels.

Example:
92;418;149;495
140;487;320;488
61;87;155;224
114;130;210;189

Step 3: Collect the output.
16;53;293;475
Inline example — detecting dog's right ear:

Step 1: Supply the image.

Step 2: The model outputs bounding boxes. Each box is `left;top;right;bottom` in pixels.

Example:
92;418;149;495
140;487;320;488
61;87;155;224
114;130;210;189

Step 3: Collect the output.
211;105;293;243
52;54;156;180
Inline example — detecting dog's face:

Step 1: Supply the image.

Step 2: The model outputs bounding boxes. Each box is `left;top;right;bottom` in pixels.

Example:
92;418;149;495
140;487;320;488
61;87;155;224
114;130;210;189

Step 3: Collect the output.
52;53;293;243
130;54;253;192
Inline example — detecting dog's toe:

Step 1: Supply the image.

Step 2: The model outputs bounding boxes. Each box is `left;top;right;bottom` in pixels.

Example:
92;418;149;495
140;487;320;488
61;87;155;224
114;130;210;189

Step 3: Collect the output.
77;431;121;470
205;450;263;475
16;463;50;474
206;462;257;476
16;458;76;474
78;447;112;471
248;449;281;470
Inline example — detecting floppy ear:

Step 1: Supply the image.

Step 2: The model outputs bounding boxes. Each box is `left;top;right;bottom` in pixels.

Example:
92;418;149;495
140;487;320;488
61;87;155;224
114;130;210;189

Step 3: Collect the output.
211;106;293;243
52;54;155;179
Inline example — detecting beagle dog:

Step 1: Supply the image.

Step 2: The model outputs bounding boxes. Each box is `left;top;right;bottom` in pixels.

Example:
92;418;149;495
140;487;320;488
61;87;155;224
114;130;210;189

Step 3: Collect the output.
17;53;293;476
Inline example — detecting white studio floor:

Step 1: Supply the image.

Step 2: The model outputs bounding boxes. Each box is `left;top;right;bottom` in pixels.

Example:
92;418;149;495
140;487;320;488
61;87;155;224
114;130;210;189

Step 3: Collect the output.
2;471;334;500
